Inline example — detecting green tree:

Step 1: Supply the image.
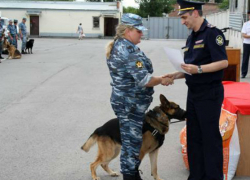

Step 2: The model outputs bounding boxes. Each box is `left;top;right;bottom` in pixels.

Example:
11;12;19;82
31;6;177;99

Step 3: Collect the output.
135;0;175;18
86;0;116;2
219;0;229;9
123;6;139;14
27;0;75;1
191;0;224;2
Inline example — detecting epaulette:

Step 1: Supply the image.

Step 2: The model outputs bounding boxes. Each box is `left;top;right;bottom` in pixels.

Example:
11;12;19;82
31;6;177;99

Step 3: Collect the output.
127;45;135;53
207;23;216;28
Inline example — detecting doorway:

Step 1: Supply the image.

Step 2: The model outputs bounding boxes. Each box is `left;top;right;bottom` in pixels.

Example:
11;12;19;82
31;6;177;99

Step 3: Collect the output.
30;16;39;36
104;17;118;36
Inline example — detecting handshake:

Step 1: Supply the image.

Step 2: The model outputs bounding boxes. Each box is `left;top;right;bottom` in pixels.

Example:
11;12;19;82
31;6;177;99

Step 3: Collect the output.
161;73;175;86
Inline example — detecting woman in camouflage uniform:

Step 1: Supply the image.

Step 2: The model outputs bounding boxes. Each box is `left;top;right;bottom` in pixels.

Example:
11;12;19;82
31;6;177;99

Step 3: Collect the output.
106;13;173;180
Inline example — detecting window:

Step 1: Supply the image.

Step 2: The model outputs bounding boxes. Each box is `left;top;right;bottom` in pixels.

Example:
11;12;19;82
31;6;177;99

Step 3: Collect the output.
93;17;100;28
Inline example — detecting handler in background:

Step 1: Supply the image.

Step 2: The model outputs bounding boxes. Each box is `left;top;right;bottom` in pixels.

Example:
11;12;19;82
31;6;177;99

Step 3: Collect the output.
165;1;228;180
0;17;4;61
7;20;18;47
19;17;27;54
106;13;173;180
13;19;19;49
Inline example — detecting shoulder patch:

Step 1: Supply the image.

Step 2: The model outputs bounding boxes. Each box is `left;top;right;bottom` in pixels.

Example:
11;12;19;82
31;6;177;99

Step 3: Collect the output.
136;61;144;69
216;35;224;46
207;23;216;28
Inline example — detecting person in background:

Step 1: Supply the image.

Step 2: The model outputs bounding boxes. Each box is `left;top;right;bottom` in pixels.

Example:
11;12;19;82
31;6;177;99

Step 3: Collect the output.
76;23;84;40
7;19;17;47
19;17;27;54
106;13;173;180
241;10;250;78
13;19;19;49
165;0;228;180
0;16;5;61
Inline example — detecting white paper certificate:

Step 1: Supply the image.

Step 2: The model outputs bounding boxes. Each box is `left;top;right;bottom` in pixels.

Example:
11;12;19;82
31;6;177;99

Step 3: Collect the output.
163;47;191;75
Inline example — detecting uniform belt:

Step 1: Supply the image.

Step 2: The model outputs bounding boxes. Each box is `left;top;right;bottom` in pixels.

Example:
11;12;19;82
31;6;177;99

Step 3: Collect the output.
186;81;221;88
187;82;222;94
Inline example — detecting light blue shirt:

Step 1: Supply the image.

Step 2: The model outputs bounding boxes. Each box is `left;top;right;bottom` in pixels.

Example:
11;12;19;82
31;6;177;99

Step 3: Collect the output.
8;24;16;36
19;22;27;36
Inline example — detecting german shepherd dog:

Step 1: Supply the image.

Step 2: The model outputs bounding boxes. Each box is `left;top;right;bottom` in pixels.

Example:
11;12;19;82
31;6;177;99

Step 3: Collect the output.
6;43;21;59
81;94;186;180
2;37;9;55
25;39;34;54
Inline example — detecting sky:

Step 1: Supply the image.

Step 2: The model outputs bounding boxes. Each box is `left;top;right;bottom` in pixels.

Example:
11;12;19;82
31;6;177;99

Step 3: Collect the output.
122;0;139;8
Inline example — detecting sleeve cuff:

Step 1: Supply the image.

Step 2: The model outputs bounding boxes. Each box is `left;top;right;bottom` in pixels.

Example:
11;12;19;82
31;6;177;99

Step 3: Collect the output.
138;73;153;87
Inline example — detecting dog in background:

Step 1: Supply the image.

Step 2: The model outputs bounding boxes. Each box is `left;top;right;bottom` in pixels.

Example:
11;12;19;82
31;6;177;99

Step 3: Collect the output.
2;37;9;55
25;38;34;54
81;94;186;180
6;43;21;59
3;38;21;59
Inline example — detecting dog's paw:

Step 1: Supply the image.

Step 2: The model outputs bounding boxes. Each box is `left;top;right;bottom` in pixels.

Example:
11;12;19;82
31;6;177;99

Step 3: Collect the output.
110;172;119;177
153;175;163;180
155;177;163;180
93;177;100;180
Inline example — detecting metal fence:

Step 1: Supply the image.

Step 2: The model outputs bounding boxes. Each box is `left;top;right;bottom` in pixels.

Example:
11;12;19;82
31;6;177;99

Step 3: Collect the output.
142;17;190;39
229;13;243;31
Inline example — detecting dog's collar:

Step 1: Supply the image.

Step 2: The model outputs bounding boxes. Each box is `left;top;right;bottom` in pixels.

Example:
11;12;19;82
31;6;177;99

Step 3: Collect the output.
147;107;170;127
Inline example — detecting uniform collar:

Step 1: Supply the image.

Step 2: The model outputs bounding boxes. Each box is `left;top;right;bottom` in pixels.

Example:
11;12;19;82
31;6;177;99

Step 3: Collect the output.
192;19;207;35
123;38;135;46
119;38;138;49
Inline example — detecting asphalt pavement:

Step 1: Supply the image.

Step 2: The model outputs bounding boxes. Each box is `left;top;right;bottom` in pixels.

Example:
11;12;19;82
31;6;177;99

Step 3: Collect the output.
0;38;249;180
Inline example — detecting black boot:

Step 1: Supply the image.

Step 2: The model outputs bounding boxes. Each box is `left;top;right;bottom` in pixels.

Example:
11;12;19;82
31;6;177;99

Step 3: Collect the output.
135;170;143;180
123;174;136;180
22;50;27;54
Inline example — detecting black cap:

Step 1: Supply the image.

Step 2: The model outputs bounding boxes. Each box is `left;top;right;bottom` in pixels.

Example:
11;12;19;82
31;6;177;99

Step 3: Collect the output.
177;0;205;16
14;19;18;23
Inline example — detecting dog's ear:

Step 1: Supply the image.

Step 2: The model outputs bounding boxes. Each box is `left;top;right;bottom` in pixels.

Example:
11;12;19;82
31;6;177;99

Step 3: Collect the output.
160;94;170;107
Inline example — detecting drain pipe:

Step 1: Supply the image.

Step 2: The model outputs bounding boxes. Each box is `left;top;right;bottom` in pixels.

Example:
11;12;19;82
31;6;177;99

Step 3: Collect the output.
243;0;246;22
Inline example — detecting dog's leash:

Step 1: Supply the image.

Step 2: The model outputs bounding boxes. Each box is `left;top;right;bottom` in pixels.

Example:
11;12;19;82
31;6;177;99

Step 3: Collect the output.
170;119;186;124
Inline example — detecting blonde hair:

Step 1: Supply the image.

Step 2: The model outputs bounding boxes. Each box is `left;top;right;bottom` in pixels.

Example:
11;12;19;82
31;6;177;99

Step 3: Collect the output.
106;24;134;58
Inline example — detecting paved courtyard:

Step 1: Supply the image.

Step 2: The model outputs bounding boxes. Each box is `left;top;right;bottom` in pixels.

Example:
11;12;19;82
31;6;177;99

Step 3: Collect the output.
0;38;249;180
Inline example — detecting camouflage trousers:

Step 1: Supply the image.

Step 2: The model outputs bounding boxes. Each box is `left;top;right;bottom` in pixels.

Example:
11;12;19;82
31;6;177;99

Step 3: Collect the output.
21;35;26;51
111;93;151;175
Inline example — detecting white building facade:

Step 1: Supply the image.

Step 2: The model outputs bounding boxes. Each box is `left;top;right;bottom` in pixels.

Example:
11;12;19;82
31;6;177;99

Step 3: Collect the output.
0;1;122;38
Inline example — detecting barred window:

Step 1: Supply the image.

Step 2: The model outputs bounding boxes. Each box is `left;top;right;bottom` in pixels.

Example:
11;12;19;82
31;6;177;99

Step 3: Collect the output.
93;17;100;28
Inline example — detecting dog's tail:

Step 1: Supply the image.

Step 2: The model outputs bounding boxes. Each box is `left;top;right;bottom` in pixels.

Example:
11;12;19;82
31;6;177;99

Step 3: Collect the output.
81;133;97;152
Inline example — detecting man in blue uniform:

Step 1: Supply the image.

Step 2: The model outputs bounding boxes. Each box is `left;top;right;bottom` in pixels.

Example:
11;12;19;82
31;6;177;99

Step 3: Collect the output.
13;19;19;49
0;16;5;61
19;17;27;54
7;19;18;47
165;1;228;179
